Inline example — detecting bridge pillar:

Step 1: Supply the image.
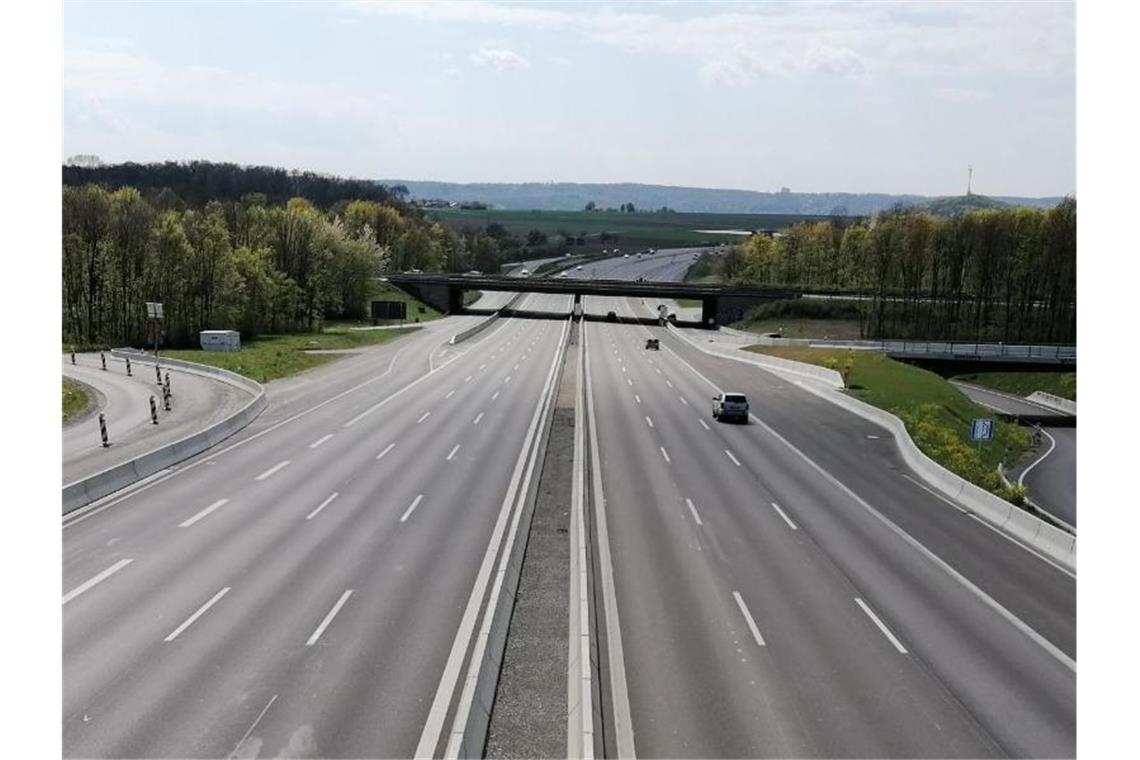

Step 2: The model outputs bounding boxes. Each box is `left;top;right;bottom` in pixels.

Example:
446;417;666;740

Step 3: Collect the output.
701;297;718;329
448;286;464;314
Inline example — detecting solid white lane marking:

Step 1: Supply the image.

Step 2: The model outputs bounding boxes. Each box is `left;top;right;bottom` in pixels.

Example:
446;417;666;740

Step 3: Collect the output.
733;591;767;647
1018;427;1058;487
473;412;484;425
308;434;334;449
376;443;396;460
699;418;710;430
855;598;908;653
164;587;230;642
685;498;703;526
255;460;290;481
770;501;798;530
660;446;671;464
645;416;654;428
179;498;230;528
446;444;462;461
679;396;689;406
725;449;742;467
307;492;339;520
231;694;278;757
634;394;641;404
62;558;132;605
400;494;425;522
307;590;354;646
445;390;456;399
417;411;431;424
491;390;500;401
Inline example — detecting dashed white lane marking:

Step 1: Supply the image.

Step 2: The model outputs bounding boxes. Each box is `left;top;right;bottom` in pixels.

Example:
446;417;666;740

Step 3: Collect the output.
724;449;742;467
164;586;230;642
665;380;673;388
645;416;654;428
307;589;354;646
479;364;486;371
504;376;512;384
465;375;473;383
770;501;798;530
685;498;703;526
626;378;632;386
699;418;710;430
621;367;627;373
309;434;334;449
307;492;339;520
491;391;500;401
513;363;519;371
445;390;456;399
733;591;767;647
376;443;396;460
179;498;230;528
417;411;432;424
654;368;661;374
866;434;880;440
855;598;908;654
473;412;485;425
255;460;291;481
679;396;689;406
400;494;425;522
634;394;641;404
660;447;672;464
63;558;133;605
446;444;462;461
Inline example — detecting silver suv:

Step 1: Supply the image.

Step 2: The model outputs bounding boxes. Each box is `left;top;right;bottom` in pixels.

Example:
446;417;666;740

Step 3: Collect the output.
712;392;749;423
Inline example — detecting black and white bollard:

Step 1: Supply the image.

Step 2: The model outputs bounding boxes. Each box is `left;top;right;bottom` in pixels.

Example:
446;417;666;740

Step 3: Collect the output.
163;385;171;411
70;352;76;365
100;353;107;371
155;364;162;385
150;396;159;425
164;372;171;397
98;413;110;447
125;356;132;376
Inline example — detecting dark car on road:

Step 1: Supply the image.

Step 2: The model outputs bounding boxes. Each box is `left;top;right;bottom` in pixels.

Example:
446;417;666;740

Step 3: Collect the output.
606;311;618;322
712;392;750;423
645;338;660;350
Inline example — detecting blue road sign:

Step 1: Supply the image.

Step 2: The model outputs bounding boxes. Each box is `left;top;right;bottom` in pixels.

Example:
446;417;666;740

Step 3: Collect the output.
970;418;995;441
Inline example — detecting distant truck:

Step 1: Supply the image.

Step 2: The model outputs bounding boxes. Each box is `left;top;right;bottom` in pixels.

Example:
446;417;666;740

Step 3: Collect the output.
657;304;668;323
200;330;240;352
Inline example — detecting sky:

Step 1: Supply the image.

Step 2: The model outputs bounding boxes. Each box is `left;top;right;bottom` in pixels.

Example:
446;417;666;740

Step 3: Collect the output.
63;1;1075;197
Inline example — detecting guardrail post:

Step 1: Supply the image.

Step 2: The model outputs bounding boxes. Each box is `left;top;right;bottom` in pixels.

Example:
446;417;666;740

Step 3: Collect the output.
125;356;132;376
98;413;110;447
150;396;159;425
100;352;107;371
155;363;163;385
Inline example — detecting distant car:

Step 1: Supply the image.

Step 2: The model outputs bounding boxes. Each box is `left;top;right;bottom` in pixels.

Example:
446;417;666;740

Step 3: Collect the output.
645;338;660;350
407;268;423;274
462;270;482;276
712;392;750;423
605;311;618;322
667;313;677;323
636;253;642;258
576;264;583;270
519;269;530;277
623;253;629;258
649;248;656;254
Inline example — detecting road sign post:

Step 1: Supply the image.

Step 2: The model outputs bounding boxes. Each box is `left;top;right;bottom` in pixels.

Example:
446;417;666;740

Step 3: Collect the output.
970;418;995;442
146;302;164;357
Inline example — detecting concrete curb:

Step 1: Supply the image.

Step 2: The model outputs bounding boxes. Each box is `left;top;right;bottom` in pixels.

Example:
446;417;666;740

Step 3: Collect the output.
1027;391;1077;416
61;351;267;515
668;324;1077;573
450;292;526;345
671;326;845;388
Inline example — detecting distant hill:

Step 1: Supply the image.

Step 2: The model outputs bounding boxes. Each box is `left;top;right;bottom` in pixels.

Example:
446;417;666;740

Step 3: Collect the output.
380;180;1063;216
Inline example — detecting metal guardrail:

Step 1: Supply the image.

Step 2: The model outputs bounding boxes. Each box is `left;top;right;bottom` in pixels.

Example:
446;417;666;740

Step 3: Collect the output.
880;341;1076;362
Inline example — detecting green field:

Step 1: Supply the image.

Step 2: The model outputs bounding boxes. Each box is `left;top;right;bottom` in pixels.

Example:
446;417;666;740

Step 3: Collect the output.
62;379;91;423
747;346;1030;500
161;326;418;383
953;371;1076;401
427;208;829;252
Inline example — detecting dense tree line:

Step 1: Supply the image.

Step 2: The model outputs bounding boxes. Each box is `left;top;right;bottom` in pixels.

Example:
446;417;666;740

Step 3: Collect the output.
721;200;1076;343
61;186;478;348
63;160;408;209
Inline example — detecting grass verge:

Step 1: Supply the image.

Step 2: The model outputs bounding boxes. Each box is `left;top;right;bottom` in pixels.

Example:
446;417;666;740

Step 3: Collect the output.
953;371;1076;401
63;379;91;423
747;346;1031;500
161;326;418;383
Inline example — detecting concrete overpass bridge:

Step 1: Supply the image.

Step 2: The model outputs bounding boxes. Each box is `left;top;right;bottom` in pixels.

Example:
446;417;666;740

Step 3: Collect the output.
383;273;802;327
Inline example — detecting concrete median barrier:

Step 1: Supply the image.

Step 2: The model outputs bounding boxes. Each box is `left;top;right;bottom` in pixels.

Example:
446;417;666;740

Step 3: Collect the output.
450;292;526;345
1027;391;1077;416
669;325;1077;572
62;351;267;515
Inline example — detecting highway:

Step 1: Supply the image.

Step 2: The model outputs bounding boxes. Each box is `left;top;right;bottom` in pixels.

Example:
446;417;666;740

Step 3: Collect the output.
63;251;1075;758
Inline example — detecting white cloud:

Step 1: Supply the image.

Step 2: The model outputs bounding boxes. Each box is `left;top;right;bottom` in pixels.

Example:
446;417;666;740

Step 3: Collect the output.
470;47;530;71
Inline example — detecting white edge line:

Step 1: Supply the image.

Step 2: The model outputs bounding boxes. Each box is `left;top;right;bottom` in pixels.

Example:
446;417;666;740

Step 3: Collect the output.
306;492;338;520
62;558;133;605
164;587;230;642
855;597;908;653
1018;427;1058;487
732;591;767;647
229;694;278;759
306;590;354;646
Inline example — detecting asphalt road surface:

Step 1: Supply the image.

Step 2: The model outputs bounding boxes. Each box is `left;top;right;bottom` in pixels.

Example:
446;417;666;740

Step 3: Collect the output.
63;254;1075;758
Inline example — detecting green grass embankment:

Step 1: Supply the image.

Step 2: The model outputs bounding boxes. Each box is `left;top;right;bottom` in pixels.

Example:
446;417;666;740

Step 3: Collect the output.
62;379;91;423
161;326;417;383
735;298;866;339
953;371;1076;401
746;346;1030;500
